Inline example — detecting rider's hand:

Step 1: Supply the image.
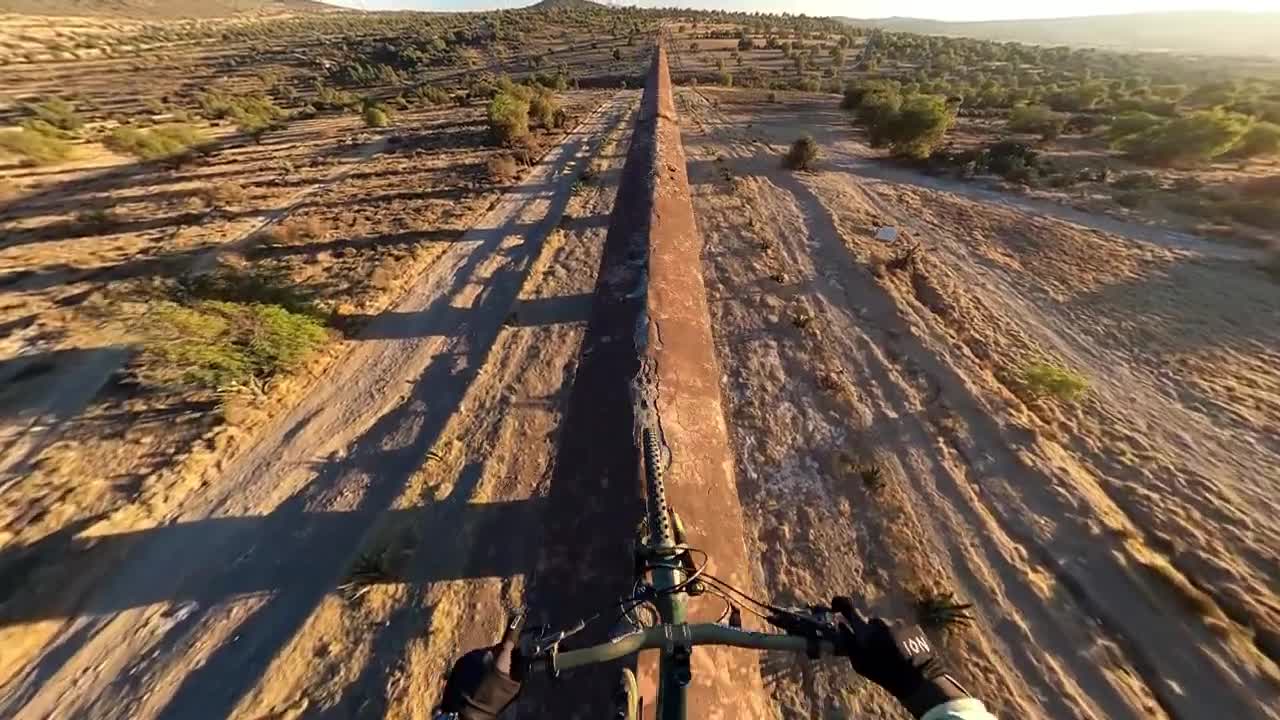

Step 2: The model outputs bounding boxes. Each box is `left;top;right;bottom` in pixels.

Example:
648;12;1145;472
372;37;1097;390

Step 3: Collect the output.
831;596;969;719
439;615;526;720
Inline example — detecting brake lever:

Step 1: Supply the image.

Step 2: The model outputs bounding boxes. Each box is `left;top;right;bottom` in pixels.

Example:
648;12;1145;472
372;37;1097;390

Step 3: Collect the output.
765;605;846;659
518;618;588;678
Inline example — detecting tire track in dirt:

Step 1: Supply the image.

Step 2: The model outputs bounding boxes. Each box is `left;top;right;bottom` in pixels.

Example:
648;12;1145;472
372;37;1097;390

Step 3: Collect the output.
0;92;638;720
679;88;1279;720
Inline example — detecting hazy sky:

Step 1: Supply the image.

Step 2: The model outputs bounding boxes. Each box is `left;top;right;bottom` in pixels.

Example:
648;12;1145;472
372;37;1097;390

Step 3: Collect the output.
326;0;1280;22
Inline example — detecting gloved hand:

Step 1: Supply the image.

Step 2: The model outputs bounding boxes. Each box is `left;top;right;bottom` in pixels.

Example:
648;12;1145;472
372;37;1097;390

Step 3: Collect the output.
831;596;969;718
439;614;526;720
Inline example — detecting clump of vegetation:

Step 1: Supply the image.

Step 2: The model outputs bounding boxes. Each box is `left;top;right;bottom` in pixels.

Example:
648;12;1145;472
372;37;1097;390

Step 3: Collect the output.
412;84;452;105
1019;362;1089;402
105;124;207;161
134;271;328;393
137;300;327;391
1007;104;1068;140
487;154;519;182
1231;121;1280;159
312;82;361;112
783;135;819;170
883;94;955;159
0;128;73;166
846;80;954;158
24;98;85;133
528;88;564;130
257;217;328;247
1111;172;1160;191
488;91;531;145
1113;110;1250;166
363;104;392;128
198;90;286;136
914;588;975;632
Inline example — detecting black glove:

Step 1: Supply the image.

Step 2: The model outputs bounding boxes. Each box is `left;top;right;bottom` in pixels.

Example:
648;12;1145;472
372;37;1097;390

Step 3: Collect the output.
832;596;968;718
440;615;526;720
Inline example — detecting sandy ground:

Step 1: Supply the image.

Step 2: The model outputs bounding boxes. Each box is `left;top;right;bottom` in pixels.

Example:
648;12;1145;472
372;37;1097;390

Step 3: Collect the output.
0;91;639;719
679;87;1280;719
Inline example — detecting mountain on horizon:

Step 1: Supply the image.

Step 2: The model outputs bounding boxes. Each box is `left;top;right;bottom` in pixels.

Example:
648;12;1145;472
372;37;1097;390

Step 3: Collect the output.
0;0;338;18
840;10;1280;58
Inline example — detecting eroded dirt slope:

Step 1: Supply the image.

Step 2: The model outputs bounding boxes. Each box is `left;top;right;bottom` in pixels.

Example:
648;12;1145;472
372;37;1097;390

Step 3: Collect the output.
680;87;1280;719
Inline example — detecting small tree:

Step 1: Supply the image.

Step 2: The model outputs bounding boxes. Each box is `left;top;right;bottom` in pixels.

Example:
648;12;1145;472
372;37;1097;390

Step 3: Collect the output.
885;95;955;159
488;91;530;145
528;89;562;129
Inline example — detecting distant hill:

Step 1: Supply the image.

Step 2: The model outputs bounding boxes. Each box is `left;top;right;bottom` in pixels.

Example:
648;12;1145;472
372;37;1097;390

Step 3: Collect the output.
0;0;338;17
839;11;1280;58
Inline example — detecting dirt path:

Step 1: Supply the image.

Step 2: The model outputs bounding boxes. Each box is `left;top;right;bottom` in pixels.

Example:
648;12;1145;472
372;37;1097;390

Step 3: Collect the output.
679;88;1280;719
0;91;639;720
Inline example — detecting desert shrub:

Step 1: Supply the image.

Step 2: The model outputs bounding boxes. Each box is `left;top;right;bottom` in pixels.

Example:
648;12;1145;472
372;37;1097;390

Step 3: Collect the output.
1115;110;1250;165
488;91;530;145
105;124;207;161
412;84;452;105
0;129;73;165
718;71;734;88
363;105;392;128
19;118;76;139
137;299;327;391
528;89;561;129
1106;111;1165;141
1064;114;1104;135
783;135;819;170
1020;362;1088;401
1111;172;1160;190
884;94;955;159
612;48;622;61
854;86;902;146
257;216;328;247
198;90;285;135
1231;122;1280;159
313;82;361;111
487;154;519;182
25;97;85;132
1007;104;1067;140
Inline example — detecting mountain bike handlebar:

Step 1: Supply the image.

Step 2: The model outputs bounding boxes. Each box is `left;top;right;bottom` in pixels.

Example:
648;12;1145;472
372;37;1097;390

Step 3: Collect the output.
530;623;841;674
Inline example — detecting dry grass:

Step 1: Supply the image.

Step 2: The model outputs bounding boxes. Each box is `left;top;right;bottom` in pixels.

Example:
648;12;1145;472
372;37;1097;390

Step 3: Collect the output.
258;216;328;247
487;154;519;183
199;182;249;209
913;588;975;632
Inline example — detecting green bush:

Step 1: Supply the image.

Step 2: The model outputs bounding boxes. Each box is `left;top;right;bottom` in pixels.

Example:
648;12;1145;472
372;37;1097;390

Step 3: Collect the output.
783;135;819;170
1020;362;1088;402
363;105;391;128
1111;172;1160;190
1115;110;1251;166
528;89;561;129
488;91;530;145
1106;111;1165;141
139;300;327;390
25;98;84;132
313;82;361;111
885;94;954;159
1007;105;1067;140
1231;122;1280;159
198;90;285;135
105;124;207;161
412;84;452;105
0;128;74;165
